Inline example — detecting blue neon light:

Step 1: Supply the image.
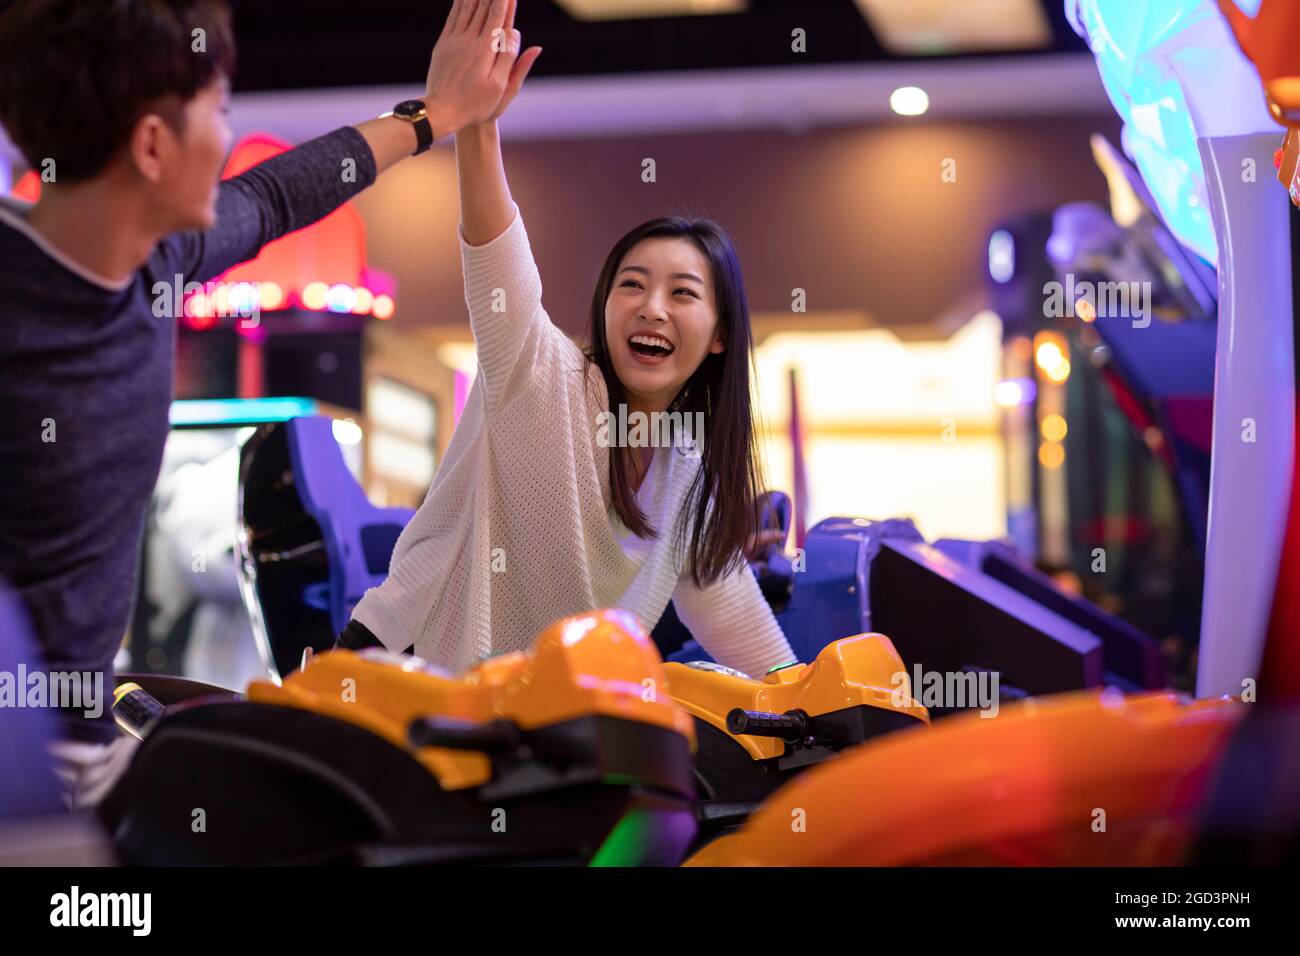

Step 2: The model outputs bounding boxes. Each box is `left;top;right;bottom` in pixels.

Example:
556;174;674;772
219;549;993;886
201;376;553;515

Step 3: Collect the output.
988;229;1016;283
169;397;319;427
1068;0;1278;266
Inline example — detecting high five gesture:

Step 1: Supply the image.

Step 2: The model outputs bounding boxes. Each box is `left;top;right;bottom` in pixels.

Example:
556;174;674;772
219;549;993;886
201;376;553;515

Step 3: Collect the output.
360;0;538;174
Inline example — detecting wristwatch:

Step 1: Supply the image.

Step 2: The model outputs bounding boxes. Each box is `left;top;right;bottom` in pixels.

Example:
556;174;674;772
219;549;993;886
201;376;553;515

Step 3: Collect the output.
382;98;434;155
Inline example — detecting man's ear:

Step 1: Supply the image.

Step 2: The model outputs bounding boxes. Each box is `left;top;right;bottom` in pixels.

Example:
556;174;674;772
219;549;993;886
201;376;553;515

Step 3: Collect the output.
128;113;171;184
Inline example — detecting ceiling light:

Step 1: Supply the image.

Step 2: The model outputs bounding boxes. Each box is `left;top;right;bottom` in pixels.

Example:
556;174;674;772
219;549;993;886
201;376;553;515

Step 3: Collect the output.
855;0;1051;55
890;86;929;116
553;0;747;21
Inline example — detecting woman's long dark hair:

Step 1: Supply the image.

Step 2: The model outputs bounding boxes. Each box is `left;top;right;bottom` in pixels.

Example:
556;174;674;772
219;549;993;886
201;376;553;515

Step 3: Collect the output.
582;217;765;589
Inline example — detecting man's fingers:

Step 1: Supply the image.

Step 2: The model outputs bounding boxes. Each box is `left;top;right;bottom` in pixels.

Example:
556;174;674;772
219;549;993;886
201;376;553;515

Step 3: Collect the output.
439;0;457;36
447;0;470;34
472;0;503;35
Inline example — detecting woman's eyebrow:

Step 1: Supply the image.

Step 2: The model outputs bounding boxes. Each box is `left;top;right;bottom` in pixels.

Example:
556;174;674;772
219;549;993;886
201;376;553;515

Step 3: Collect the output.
617;264;705;284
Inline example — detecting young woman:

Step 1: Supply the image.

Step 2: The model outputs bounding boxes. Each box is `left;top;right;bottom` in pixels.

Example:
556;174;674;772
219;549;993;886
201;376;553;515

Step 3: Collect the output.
346;7;796;678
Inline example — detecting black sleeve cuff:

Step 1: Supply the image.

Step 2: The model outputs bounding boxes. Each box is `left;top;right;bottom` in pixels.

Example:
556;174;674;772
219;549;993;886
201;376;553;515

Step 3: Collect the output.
336;619;384;650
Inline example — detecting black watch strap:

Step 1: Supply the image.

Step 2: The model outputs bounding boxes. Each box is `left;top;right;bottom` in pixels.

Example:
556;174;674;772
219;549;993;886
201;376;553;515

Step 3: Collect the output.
410;114;433;155
391;98;434;156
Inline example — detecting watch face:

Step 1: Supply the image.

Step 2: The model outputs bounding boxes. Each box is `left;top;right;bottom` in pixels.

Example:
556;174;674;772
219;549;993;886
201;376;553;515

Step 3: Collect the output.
394;99;427;119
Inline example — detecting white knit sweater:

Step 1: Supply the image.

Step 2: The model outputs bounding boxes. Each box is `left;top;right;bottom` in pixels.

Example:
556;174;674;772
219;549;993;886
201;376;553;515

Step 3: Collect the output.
351;204;796;677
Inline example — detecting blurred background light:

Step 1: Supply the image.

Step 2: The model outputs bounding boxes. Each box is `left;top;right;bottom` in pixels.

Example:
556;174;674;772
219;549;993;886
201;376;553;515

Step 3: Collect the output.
889;86;930;116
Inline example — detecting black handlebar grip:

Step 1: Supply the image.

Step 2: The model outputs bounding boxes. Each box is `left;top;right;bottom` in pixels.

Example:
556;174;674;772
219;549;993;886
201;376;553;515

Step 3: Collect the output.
112;682;166;741
726;708;811;741
408;716;519;754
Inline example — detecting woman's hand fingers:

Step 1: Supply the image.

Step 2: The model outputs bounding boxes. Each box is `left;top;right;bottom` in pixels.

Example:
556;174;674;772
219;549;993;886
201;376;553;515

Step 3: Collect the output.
513;44;541;90
489;44;540;121
490;28;522;83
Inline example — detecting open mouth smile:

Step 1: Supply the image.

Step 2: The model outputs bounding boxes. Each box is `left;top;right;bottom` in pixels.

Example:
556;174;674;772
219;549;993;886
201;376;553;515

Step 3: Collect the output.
628;332;675;364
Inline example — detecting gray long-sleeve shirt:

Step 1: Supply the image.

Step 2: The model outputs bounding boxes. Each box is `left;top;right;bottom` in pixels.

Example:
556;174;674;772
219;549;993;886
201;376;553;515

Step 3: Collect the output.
0;127;377;743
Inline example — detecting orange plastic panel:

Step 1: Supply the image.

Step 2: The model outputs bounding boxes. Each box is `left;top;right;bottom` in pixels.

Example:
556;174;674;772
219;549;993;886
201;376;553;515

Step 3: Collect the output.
685;690;1244;866
1219;0;1300;127
663;633;928;761
248;608;694;790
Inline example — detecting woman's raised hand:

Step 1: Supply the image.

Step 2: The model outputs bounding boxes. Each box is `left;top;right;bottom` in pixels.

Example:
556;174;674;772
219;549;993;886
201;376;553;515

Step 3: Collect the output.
485;0;543;123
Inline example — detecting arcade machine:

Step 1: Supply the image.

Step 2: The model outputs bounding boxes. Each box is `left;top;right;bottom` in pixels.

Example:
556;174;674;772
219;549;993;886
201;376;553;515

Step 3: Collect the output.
1214;0;1300;703
646;354;1169;710
688;0;1300;867
983;135;1218;689
665;513;1162;712
977;0;1298;707
230;415;933;854
656;438;1165;710
99;600;935;864
101;610;703;866
237;415;414;679
1062;0;1295;703
130;398;360;692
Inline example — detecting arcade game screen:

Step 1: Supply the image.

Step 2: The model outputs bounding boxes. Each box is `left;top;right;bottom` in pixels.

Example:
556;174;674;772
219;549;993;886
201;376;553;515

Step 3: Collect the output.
0;0;1294;936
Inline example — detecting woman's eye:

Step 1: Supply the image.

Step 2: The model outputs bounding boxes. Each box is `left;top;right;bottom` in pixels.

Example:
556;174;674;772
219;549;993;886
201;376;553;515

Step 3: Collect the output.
675;288;698;298
620;280;642;289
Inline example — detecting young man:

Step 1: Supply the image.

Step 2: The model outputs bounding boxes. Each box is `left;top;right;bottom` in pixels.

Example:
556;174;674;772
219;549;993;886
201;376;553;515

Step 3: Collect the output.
0;0;532;807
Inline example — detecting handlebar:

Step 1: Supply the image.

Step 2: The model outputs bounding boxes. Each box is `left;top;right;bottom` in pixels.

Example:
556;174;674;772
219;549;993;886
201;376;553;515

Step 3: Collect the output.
407;716;520;754
725;708;813;742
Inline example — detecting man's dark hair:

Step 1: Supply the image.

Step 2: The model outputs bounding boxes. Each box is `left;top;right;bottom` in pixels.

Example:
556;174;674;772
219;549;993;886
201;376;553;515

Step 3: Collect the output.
0;0;236;183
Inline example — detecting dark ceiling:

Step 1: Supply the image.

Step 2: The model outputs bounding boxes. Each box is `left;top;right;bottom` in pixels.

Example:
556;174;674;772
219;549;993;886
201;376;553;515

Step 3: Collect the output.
227;0;1089;92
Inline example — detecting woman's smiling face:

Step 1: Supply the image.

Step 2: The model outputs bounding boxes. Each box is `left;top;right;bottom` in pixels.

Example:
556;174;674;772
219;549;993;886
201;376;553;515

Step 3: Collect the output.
604;236;725;411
